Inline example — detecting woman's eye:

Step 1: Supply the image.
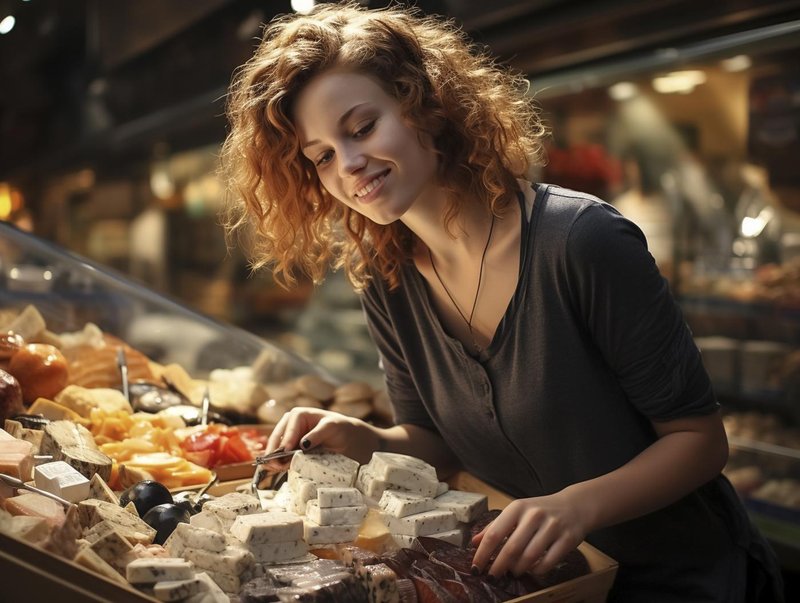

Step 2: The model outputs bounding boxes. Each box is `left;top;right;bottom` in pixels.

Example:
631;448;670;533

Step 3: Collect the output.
315;150;333;167
353;120;376;139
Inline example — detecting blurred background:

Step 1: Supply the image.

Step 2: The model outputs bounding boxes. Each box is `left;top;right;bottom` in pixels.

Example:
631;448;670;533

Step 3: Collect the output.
2;0;800;583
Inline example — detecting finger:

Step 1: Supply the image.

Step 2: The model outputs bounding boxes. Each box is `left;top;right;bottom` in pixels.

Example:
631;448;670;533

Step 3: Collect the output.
471;512;516;572
298;418;347;454
266;413;291;452
487;517;542;577
280;409;313;451
532;539;575;576
511;522;555;576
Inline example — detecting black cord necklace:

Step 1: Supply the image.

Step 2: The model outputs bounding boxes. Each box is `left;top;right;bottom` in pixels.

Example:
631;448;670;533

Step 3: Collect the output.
428;213;496;353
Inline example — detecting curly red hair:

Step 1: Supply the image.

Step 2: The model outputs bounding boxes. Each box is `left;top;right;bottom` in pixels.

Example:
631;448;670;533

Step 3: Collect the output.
220;2;546;290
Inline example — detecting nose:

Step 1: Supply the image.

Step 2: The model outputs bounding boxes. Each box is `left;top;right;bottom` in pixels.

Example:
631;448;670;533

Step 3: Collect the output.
337;142;366;177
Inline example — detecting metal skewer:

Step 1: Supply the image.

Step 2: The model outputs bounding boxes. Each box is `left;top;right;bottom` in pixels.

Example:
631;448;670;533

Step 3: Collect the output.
200;387;210;426
117;346;130;402
0;473;73;508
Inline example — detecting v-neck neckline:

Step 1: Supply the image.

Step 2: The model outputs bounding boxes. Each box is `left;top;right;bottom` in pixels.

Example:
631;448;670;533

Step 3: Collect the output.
409;182;545;361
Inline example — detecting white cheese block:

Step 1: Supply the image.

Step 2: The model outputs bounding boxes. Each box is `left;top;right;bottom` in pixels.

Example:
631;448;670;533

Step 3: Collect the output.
434;489;488;523
249;538;309;563
126;557;195;584
317;486;363;508
356;465;417;500
77;499;156;545
303;519;360;545
378;490;436;518
153;577;204;602
33;461;90;503
88;473;119;505
88;525;135;574
287;471;318;502
392;527;464;548
202;492;261;522
163;522;226;557
381;508;458;536
305;500;367;526
184;572;229;603
74;547;129;585
368;452;438;483
357;562;399;603
289;450;359;487
436;482;449;496
189;511;223;533
182;545;254;576
230;511;304;545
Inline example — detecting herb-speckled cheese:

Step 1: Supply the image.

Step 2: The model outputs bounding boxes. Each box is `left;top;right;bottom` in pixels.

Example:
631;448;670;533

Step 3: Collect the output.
378;490;436;518
153;577;203;602
181;544;254;576
357;562;399;603
88;525;135;574
77;499;156;545
316;486;363;508
230;511;304;545
202;492;260;522
305;499;367;526
392;526;464;548
434;489;489;523
248;538;309;564
289;450;359;487
380;508;458;536
163;522;226;558
303;518;360;545
184;571;229;603
126;557;195;584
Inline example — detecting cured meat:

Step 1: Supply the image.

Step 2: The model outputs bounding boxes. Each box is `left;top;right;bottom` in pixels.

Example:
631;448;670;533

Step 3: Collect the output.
64;335;154;389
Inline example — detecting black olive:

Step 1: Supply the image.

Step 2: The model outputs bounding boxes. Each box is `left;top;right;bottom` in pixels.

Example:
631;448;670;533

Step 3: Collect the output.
119;480;173;517
142;503;191;545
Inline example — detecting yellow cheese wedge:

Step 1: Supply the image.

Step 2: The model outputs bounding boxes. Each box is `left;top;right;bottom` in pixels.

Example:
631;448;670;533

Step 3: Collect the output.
27;398;88;424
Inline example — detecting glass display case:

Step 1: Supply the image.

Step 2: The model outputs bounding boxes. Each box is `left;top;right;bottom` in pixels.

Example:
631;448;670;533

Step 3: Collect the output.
0;220;323;383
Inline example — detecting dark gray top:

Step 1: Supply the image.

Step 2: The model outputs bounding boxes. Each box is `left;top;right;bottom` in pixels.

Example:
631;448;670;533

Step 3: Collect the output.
360;184;782;601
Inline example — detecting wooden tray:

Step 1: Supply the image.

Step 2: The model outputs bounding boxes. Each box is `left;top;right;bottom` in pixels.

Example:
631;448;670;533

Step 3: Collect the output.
0;472;617;602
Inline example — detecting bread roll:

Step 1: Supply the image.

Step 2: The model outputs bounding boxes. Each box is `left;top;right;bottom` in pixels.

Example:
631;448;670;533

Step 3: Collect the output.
7;343;68;404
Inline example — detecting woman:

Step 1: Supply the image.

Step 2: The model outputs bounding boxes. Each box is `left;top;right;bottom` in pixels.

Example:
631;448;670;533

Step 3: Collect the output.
221;3;782;600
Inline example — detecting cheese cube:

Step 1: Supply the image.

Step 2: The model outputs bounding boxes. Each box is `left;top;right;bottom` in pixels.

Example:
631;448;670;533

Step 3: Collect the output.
358;461;437;498
189;511;223;533
88;525;135;574
368;452;437;482
153;577;204;602
249;538;309;563
126;557;195;584
317;487;363;508
163;522;226;558
378;490;436;518
287;471;318;502
34;461;90;503
357;562;399;603
434;489;488;523
0;439;34;481
303;519;359;545
305;500;367;526
381;508;458;536
184;572;229;603
436;482;449;496
77;499;156;545
392;527;464;548
89;473;119;504
289;450;359;487
182;545;254;576
202;492;260;523
74;547;129;585
230;511;304;545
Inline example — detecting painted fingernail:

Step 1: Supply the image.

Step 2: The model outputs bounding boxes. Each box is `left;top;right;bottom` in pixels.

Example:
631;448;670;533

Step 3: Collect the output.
470;565;479;576
301;438;311;449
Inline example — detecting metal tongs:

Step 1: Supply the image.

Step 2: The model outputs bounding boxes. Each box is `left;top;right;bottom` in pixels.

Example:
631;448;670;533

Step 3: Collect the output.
0;473;73;508
117;346;130;402
250;447;298;494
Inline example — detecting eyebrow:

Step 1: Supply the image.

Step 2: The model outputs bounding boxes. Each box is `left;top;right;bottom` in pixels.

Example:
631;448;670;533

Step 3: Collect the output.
301;103;369;150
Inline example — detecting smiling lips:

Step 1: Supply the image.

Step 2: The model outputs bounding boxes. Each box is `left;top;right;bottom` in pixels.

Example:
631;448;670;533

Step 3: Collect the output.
353;170;389;200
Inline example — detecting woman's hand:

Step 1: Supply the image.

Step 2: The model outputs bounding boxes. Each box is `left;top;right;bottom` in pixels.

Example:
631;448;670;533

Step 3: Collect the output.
266;407;379;464
471;491;589;577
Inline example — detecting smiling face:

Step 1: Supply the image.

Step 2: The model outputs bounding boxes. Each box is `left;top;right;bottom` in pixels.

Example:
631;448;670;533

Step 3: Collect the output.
293;69;442;225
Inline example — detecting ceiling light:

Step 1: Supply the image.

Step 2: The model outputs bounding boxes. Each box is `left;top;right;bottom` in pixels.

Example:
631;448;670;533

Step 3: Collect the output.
608;82;638;101
721;55;752;72
652;70;707;94
0;16;15;34
291;0;316;14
